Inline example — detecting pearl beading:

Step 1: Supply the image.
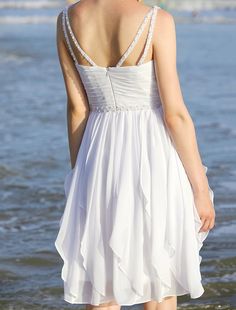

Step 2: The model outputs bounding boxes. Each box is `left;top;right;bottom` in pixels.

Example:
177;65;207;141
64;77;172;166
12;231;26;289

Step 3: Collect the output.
137;6;159;66
116;7;155;68
62;9;78;65
64;6;97;67
89;103;161;113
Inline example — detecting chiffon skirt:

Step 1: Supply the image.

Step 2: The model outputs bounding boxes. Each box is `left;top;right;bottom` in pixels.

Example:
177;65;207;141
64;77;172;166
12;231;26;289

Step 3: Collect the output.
54;106;214;305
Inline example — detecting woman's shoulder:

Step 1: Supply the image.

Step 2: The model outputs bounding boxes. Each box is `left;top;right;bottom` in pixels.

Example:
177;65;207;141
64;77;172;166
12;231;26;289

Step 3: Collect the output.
152;6;176;38
152;7;177;55
154;6;175;25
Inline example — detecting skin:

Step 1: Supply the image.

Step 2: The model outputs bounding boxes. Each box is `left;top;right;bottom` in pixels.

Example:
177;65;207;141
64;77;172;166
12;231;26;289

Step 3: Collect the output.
56;0;216;309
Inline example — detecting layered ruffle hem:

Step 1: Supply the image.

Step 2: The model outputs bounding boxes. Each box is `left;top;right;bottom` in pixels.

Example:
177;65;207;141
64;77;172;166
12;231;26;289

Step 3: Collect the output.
54;106;214;306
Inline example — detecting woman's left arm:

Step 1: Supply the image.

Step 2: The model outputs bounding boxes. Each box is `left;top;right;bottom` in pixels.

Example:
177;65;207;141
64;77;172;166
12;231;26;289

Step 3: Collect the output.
152;9;215;232
56;11;90;169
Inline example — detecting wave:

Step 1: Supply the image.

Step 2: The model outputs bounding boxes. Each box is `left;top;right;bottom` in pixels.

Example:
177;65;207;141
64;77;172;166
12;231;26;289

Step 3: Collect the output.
0;15;56;24
1;0;236;11
0;1;63;9
0;51;32;64
1;15;236;25
175;15;236;24
168;1;236;11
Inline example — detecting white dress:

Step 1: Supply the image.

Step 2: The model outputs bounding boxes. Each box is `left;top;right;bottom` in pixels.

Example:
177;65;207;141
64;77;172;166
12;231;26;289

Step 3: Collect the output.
54;2;215;306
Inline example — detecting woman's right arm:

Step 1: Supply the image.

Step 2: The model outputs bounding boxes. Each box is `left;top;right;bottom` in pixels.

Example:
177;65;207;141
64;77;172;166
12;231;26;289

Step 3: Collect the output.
153;9;215;232
56;12;90;169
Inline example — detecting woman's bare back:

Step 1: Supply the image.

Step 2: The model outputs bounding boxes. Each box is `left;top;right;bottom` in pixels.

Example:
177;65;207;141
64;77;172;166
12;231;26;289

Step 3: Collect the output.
63;0;158;67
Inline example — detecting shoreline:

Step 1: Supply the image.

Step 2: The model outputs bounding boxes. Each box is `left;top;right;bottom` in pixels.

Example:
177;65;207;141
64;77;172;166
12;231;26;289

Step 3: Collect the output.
1;15;236;25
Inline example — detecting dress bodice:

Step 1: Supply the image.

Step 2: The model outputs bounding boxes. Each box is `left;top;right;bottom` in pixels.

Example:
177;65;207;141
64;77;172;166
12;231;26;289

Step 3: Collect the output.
61;2;162;112
76;61;162;112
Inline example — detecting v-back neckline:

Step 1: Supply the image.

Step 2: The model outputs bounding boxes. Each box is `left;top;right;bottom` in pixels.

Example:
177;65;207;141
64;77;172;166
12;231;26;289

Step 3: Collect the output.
65;4;156;68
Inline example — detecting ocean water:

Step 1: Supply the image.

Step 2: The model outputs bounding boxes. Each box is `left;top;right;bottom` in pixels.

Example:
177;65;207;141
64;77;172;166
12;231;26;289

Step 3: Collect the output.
0;2;236;310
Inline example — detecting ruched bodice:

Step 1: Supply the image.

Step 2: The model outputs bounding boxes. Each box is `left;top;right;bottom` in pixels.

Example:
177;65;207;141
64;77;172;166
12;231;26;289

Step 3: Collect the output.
54;1;215;306
76;61;162;112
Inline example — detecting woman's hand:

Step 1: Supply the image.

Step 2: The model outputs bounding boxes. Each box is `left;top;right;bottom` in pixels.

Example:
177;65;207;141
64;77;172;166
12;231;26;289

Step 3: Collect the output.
194;191;215;232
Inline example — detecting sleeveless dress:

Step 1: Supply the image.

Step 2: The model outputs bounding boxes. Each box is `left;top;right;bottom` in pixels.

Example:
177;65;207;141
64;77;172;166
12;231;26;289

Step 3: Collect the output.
54;2;215;306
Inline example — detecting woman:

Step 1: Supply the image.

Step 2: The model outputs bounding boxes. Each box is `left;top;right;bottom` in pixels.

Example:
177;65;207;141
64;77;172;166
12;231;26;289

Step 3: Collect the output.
55;0;215;309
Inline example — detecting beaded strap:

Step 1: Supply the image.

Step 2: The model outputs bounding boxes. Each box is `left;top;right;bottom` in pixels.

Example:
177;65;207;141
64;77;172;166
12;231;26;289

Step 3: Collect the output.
90;103;161;113
64;5;97;67
116;7;155;67
137;6;159;66
62;8;78;65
